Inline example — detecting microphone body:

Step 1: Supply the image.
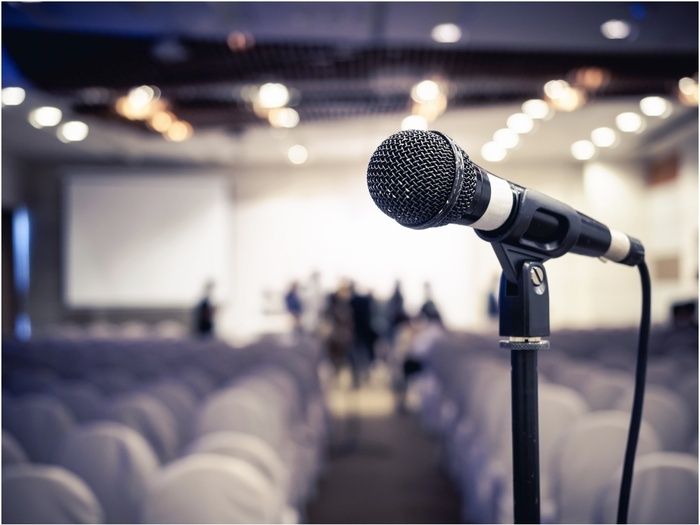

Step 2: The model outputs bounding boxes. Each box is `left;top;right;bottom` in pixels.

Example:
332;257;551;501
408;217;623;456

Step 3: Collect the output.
366;130;644;266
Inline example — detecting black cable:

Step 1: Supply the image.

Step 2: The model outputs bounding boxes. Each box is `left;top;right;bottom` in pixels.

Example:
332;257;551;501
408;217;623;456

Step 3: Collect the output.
617;261;651;524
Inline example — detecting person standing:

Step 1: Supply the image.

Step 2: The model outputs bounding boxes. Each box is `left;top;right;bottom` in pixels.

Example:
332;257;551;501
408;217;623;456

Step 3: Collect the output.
284;281;304;333
194;280;216;338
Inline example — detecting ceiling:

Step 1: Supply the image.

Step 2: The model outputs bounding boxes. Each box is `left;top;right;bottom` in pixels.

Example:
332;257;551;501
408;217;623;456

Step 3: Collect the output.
2;2;697;167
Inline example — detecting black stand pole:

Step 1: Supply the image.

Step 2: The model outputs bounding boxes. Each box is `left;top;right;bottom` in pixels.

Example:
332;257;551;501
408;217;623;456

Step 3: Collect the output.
495;251;550;525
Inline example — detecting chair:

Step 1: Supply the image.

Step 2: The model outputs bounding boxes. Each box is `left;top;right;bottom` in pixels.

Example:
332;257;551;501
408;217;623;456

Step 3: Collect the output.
2;464;104;523
106;392;179;463
57;422;159;523
144;381;197;447
51;382;106;422
615;385;692;452
595;452;698;524
141;453;292;523
186;431;290;501
3;430;28;465
3;394;75;463
550;410;661;523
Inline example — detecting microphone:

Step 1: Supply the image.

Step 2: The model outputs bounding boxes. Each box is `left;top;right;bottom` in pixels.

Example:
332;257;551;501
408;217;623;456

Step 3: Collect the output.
366;129;644;266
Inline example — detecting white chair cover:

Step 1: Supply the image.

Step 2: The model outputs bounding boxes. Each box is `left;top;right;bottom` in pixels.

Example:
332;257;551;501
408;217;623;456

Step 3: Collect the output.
144;381;197;446
52;382;105;422
141;453;289;524
2;464;104;524
3;394;75;463
596;452;698;524
106;392;179;463
550;410;661;523
186;431;290;498
3;430;28;465
615;385;692;451
57;422;159;523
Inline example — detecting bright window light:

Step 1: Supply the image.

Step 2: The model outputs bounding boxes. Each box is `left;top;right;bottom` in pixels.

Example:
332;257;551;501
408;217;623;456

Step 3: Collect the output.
28;106;62;128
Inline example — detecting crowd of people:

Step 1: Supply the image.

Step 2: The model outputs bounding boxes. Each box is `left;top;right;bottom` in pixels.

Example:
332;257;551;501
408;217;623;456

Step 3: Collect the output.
284;276;444;389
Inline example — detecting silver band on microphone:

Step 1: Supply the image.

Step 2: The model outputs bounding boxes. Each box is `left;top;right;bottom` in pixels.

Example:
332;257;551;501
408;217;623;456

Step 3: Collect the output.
603;229;632;262
471;174;514;231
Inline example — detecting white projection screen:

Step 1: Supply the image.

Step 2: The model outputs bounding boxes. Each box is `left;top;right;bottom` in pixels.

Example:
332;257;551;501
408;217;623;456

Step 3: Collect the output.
65;172;230;307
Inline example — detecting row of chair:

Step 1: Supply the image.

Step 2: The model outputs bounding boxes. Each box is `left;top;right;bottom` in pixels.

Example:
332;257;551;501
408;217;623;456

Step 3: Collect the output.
2;335;328;523
411;327;698;524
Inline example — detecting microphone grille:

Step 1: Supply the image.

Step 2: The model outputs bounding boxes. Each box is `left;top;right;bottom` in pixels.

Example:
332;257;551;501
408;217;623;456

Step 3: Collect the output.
366;130;477;228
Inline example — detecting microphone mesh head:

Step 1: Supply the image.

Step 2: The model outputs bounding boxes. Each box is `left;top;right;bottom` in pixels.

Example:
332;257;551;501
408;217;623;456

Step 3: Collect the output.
366;130;478;228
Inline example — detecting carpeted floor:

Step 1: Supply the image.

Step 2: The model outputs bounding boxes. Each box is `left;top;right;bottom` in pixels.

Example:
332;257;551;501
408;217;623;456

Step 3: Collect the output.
306;370;462;524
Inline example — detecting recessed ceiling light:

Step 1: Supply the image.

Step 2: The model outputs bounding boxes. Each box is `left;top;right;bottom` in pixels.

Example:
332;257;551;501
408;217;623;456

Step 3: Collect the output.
521;99;552;120
571;140;596;161
600;19;632;40
164;120;193;142
268;107;300;128
57;121;89;143
287;144;308;165
401;114;428;131
411;80;441;103
1;87;26;106
590;127;617;148
481;142;507;162
639;96;672;118
28;106;62;128
257;83;290;109
431;23;462;44
506;113;534;134
493;128;520;149
615;112;645;133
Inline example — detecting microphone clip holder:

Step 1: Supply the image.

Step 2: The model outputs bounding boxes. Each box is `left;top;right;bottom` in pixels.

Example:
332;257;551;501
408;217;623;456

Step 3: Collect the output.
492;241;550;525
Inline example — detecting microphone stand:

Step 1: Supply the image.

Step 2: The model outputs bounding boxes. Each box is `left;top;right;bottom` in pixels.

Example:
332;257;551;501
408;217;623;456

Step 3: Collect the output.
492;243;550;524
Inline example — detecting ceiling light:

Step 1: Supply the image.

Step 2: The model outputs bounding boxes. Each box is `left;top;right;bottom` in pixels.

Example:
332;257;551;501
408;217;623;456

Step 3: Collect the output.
615;112;645;133
590;127;617;148
127;85;158;109
521;99;552;120
268;107;299;128
148;111;176;133
257;83;290;109
493;128;520;149
506;113;534;134
164;120;193;142
544;80;570;99
431;23;462;44
227;31;255;52
411;80;441;103
573;67;610;91
481;142;507;162
1;87;26;106
639;96;672;118
678;76;699;106
287;144;308;165
57;121;89;143
401;114;428;131
28;106;62;128
571;140;596;161
600;19;632;40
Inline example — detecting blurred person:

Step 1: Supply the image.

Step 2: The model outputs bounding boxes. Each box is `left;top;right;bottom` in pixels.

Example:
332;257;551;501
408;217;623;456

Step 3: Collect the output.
302;271;324;334
386;281;409;344
419;282;443;326
193;280;216;338
349;284;379;388
322;280;354;377
284;281;304;333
